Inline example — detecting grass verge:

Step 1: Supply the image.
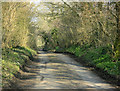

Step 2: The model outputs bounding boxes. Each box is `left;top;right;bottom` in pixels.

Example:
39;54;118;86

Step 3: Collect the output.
2;46;36;88
53;45;120;87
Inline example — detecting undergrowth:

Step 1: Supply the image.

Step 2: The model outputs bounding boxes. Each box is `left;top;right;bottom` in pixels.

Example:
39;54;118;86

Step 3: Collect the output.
65;45;120;77
2;46;36;87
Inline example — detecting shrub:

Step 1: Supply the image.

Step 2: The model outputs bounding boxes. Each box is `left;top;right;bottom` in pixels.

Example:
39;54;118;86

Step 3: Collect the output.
96;62;120;75
92;54;111;65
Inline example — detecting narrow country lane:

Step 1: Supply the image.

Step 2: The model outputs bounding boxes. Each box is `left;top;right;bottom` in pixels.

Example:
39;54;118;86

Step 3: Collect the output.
18;51;116;90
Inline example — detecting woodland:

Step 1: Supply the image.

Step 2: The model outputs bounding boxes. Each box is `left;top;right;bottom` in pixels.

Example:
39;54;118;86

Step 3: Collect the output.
1;1;120;87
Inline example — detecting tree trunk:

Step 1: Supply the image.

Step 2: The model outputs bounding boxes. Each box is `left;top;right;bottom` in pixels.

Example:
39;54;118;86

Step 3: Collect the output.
115;2;120;86
114;2;120;56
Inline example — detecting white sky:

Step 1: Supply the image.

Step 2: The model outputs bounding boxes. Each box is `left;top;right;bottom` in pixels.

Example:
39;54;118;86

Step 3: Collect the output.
2;0;119;2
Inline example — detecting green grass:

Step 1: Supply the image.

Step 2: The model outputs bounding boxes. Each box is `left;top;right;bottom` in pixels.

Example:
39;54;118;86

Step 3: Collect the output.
2;46;36;87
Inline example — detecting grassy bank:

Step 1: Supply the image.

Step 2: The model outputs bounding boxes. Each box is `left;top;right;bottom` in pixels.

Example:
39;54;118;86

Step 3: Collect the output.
53;45;120;80
64;45;120;78
2;46;36;87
